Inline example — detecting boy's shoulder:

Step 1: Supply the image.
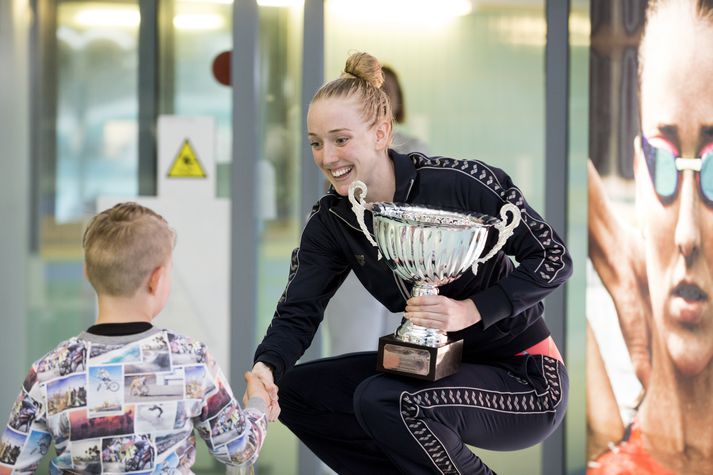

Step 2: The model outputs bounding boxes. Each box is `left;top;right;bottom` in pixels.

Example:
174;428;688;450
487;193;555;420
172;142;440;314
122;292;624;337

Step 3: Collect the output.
24;335;88;391
161;328;213;364
161;328;207;349
38;335;86;358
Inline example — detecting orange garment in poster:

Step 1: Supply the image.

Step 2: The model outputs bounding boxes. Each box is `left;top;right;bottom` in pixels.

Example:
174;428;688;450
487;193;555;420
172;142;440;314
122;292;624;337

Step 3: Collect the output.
587;421;675;475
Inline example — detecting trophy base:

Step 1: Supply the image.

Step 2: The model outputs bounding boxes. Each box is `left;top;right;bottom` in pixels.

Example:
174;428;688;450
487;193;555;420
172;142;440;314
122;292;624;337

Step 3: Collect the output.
376;334;463;381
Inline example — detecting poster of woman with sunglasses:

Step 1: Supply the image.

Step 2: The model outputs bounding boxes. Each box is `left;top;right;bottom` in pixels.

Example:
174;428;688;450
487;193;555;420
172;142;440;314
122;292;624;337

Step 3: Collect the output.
586;1;713;474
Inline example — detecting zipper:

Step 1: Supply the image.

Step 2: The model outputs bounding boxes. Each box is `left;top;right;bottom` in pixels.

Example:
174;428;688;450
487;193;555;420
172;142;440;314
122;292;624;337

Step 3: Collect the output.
328;207;375;237
404;177;415;201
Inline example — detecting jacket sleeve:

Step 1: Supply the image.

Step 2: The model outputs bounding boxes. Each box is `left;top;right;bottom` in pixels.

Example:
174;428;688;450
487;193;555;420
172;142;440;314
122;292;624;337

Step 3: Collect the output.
254;201;350;381
193;345;267;467
464;160;573;329
0;366;52;474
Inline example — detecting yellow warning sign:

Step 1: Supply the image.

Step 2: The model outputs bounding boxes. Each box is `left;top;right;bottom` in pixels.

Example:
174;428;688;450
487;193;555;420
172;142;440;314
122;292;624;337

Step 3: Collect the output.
167;139;207;178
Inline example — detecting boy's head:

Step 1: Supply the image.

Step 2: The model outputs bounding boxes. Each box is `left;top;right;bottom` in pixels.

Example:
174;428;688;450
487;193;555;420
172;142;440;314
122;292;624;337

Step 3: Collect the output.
83;202;175;298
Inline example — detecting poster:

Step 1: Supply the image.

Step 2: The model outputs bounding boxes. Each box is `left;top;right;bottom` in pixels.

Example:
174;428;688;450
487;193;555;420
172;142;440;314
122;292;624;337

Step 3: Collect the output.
586;1;713;474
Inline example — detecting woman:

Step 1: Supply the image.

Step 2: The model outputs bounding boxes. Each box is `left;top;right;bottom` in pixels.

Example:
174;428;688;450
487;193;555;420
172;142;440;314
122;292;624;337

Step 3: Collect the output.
323;63;429;357
250;52;572;474
587;1;713;473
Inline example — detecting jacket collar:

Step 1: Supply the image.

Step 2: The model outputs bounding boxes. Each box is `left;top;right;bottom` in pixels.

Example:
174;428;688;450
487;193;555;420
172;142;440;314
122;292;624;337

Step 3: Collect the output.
328;149;418;228
391;148;418;203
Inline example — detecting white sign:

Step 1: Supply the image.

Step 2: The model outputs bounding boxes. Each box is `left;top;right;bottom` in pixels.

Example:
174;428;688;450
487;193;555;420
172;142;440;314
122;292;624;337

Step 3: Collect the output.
158;115;216;200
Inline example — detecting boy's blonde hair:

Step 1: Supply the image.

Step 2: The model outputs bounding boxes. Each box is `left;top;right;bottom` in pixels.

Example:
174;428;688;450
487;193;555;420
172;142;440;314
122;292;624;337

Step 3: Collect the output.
83;202;175;297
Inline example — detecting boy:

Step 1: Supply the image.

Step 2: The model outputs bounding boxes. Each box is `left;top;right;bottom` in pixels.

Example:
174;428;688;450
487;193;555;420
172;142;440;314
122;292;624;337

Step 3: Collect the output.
0;202;268;474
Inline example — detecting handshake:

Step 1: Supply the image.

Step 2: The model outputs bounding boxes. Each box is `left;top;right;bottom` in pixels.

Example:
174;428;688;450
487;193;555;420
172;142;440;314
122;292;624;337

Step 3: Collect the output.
242;362;281;421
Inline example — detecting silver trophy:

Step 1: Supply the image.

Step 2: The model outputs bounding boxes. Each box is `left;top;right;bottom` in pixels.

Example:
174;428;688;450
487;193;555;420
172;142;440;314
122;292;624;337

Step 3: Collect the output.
348;180;521;380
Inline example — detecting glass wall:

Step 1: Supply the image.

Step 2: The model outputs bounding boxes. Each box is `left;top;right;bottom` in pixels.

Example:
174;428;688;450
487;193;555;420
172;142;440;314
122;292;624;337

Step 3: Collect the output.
169;0;233;162
55;1;141;222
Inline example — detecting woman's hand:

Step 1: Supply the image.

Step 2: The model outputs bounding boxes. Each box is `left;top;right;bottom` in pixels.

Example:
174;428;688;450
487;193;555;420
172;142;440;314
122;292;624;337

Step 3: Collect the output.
243;371;270;407
404;295;481;332
247;362;281;421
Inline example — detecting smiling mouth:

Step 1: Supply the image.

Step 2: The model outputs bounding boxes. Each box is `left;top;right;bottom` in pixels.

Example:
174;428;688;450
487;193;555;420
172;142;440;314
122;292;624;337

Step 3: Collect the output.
330;166;353;179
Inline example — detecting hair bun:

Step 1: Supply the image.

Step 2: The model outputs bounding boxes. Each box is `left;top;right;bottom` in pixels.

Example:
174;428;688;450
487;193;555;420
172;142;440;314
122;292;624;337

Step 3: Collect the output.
342;52;384;89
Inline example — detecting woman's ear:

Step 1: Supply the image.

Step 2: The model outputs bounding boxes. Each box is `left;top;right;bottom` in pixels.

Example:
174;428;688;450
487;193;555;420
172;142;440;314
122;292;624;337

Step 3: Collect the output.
374;120;392;151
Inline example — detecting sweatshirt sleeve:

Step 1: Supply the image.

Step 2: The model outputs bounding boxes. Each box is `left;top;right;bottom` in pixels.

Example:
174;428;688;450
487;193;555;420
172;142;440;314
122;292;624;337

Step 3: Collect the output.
193;346;267;468
0;365;52;474
465;160;573;329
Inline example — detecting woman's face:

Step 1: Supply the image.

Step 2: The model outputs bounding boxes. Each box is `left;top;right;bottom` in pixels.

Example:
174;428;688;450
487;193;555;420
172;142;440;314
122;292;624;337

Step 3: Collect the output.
307;96;390;198
636;5;713;376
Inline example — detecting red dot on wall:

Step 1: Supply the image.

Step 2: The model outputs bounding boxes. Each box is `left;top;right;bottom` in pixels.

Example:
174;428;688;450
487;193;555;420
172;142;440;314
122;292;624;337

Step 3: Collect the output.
212;50;232;86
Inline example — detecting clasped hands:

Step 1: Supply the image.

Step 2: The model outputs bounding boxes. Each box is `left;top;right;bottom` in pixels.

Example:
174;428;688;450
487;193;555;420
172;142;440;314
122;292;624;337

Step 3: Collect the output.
243;362;281;421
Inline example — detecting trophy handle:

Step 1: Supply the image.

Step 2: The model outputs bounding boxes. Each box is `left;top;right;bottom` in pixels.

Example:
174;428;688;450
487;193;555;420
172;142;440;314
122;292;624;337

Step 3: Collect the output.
471;203;521;275
348;180;381;258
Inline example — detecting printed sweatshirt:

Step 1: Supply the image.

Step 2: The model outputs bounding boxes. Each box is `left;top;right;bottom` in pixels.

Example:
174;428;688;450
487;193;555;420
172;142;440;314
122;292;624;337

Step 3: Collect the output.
1;326;266;474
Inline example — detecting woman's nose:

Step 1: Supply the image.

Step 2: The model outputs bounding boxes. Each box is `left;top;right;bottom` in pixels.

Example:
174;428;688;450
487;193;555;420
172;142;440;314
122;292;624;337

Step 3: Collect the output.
674;171;701;265
322;144;339;164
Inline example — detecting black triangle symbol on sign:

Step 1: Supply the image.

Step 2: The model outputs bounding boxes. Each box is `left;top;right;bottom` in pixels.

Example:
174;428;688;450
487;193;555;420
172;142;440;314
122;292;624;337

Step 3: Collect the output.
168;139;207;178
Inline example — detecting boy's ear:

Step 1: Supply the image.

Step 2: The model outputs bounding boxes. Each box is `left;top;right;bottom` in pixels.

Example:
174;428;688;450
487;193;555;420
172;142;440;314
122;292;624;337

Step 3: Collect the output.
147;265;165;295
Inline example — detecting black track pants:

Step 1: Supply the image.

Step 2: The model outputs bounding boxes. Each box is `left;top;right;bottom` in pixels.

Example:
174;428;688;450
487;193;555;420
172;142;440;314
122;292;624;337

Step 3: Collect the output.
277;351;568;475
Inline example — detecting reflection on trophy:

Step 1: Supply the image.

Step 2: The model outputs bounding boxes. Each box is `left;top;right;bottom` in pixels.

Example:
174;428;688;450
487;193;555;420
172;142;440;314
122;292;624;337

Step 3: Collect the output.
348;180;521;381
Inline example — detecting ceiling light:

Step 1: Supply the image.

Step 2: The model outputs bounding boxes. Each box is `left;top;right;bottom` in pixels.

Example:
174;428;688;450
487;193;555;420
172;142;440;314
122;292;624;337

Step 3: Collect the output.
173;13;226;30
74;8;140;28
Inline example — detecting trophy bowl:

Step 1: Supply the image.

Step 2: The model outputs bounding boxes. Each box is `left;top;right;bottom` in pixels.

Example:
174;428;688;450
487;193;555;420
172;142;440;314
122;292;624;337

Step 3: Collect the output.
372;202;500;347
349;180;521;380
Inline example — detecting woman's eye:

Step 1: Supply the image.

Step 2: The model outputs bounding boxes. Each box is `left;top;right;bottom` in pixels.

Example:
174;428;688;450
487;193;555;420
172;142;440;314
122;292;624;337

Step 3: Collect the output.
310;141;321;148
336;137;349;145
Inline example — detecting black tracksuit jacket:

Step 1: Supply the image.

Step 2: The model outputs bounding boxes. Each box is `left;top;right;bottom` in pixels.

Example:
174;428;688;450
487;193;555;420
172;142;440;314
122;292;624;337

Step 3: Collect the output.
255;150;573;381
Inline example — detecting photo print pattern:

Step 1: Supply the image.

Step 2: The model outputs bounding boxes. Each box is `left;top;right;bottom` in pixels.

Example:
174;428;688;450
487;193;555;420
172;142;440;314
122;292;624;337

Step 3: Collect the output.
0;329;266;474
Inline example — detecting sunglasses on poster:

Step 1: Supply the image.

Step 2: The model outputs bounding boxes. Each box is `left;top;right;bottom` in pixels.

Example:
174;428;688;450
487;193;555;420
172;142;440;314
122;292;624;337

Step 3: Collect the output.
640;135;713;207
